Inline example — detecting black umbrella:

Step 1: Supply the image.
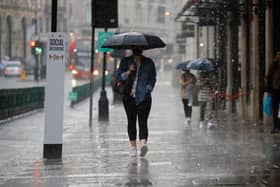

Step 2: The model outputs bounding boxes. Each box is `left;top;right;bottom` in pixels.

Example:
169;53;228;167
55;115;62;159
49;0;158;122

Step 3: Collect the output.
176;61;191;71
186;58;217;72
101;32;166;50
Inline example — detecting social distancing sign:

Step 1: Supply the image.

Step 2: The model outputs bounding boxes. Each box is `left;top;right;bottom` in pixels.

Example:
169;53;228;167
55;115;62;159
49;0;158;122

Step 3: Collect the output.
44;33;66;145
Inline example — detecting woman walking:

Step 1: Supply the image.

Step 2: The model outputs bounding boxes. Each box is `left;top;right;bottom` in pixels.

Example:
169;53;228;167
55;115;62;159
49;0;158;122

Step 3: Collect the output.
117;48;156;157
179;70;196;125
197;71;218;129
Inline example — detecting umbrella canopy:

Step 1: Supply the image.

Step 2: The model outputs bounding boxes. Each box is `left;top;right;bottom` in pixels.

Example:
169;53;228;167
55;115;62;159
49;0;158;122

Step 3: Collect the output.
101;32;166;50
186;58;217;72
176;61;191;71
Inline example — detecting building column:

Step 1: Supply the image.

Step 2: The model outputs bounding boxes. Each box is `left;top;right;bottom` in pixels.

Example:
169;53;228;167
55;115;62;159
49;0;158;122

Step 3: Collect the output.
265;1;273;74
206;26;209;58
226;11;233;113
263;0;273;125
251;0;260;123
196;24;200;58
217;12;227;93
241;9;248;121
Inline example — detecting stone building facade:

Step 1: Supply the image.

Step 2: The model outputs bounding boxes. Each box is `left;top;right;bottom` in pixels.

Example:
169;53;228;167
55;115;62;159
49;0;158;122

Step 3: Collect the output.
0;0;69;63
176;0;279;124
0;0;41;61
67;0;184;59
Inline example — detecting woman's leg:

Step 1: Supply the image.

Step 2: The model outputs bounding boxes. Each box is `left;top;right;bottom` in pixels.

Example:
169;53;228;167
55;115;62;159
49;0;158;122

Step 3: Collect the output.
182;99;189;118
137;97;152;142
271;93;280;130
205;98;214;122
199;101;206;122
137;97;152;156
123;96;137;146
186;100;192;118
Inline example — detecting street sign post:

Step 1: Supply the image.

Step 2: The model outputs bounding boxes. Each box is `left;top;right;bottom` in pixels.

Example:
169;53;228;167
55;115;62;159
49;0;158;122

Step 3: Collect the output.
43;32;66;159
98;30;111;121
89;0;118;125
98;31;113;53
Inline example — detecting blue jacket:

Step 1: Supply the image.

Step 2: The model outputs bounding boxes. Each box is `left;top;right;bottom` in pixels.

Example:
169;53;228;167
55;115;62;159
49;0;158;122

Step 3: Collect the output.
117;55;156;105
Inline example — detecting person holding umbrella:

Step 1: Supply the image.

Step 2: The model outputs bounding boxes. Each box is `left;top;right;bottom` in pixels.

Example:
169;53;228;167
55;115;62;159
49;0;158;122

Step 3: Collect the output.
103;31;165;157
184;58;219;129
117;48;156;157
197;71;218;129
179;70;196;125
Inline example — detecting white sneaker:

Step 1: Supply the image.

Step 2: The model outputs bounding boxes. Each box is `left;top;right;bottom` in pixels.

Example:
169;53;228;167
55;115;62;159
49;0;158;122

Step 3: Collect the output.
140;144;148;157
129;147;137;157
187;118;191;125
184;118;191;126
207;122;215;129
199;121;204;128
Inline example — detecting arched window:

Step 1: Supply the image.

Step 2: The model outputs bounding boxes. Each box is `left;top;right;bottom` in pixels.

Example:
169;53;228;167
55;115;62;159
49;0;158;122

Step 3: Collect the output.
22;17;27;59
147;5;153;24
135;3;143;23
6;16;12;58
124;4;129;24
157;5;166;24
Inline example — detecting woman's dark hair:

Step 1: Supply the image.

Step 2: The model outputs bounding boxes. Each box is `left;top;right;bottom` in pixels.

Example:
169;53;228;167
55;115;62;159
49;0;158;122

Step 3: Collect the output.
132;48;143;56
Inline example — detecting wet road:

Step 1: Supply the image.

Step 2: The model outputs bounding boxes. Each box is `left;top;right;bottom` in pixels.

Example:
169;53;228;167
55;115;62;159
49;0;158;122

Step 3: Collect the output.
0;71;88;90
0;71;280;187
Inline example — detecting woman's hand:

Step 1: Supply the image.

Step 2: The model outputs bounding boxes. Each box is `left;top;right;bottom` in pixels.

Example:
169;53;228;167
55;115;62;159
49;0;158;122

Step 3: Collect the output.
125;64;135;78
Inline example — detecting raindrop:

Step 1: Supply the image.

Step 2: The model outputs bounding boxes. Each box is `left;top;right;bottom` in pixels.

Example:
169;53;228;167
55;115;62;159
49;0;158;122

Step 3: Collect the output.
261;179;268;185
272;164;279;169
250;166;256;174
192;180;198;185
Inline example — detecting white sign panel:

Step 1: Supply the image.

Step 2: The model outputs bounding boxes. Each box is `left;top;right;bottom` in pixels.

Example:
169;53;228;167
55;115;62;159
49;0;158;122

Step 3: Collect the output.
44;32;66;144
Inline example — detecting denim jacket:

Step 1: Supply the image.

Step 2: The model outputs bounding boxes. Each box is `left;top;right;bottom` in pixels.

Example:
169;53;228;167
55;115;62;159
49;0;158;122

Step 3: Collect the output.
117;55;156;105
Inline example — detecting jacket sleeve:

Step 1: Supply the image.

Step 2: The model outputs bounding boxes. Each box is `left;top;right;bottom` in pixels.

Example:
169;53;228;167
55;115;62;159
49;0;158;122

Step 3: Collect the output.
117;58;128;81
146;60;156;92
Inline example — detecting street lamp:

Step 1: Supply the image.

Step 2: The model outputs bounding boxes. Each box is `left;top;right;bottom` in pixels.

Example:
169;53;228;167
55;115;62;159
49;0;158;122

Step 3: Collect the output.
165;11;171;17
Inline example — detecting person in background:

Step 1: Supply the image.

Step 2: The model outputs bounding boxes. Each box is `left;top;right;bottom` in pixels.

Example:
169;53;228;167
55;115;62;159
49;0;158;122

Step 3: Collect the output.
266;51;280;134
117;48;156;157
197;71;218;129
179;70;196;125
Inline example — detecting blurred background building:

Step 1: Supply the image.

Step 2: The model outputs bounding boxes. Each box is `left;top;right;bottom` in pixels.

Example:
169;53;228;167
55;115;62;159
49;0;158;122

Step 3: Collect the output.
0;0;41;62
0;0;185;69
0;0;69;63
66;0;185;69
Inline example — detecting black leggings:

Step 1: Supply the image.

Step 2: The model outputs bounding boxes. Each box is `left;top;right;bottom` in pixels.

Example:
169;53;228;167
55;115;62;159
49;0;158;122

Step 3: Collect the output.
123;96;152;141
272;93;280;129
182;99;192;118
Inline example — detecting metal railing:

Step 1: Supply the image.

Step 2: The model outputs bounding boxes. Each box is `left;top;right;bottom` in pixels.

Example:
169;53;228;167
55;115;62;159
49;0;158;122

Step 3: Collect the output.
0;87;44;121
69;75;111;107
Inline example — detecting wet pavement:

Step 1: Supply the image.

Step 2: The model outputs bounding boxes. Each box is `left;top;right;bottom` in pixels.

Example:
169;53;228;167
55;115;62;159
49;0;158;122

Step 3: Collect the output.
0;71;280;187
